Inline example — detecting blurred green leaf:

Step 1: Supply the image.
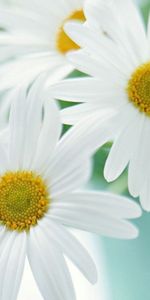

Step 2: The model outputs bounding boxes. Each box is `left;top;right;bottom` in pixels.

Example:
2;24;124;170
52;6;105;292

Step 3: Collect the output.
141;1;150;24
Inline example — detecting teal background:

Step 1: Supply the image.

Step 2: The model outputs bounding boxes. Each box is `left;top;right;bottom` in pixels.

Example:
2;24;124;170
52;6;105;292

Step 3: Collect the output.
61;1;150;299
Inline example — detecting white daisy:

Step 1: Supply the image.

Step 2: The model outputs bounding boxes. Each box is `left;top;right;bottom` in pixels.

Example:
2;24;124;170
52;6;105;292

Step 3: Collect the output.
49;0;150;211
0;0;88;91
0;75;142;300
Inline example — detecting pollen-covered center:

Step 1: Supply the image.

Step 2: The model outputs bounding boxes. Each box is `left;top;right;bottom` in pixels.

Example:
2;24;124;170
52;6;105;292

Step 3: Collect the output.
127;62;150;116
56;9;85;54
0;171;49;232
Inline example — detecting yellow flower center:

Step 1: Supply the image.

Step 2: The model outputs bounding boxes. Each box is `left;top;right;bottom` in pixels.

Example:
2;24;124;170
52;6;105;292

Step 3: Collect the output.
0;171;49;232
56;9;85;54
127;62;150;116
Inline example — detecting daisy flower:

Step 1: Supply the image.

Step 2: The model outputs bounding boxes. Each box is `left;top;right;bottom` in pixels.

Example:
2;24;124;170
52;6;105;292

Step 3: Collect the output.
0;0;88;91
49;0;150;211
0;75;142;300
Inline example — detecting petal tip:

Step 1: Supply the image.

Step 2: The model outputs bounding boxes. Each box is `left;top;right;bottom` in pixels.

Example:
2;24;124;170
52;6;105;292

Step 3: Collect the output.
88;266;98;285
104;170;114;183
126;225;139;240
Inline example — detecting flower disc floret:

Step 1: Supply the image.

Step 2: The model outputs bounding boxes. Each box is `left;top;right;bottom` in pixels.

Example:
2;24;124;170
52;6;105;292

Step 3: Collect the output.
0;171;49;232
127;62;150;116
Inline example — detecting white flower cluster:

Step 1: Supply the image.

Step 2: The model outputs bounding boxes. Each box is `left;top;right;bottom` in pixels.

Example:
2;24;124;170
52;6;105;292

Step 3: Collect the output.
0;0;148;299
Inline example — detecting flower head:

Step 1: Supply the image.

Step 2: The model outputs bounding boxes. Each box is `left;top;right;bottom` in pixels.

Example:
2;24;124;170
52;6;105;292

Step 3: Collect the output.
0;0;86;91
49;0;150;211
0;76;141;299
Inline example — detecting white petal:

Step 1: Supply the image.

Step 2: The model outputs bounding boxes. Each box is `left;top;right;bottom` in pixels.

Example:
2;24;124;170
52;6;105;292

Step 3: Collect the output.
109;102;138;136
128;114;146;197
0;231;26;300
50;191;141;220
0;35;50;60
85;0;148;62
22;75;45;169
39;218;97;284
140;175;150;211
64;21;135;76
61;103;110;125
0;91;12;130
0;33;49;48
104;111;140;182
49;77;124;103
0;54;72;91
23;0;82;19
27;226;76;300
50;191;140;239
147;13;150;55
52;110;114;163
66;49;128;83
85;2;139;67
0;142;8;174
67;49;104;77
21;0;64;17
129;117;150;196
0;227;11;254
32;99;62;172
8;76;45;170
50;158;92;197
8;86;27;170
44;112;114;194
0;8;50;38
115;0;148;61
0;57;50;91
